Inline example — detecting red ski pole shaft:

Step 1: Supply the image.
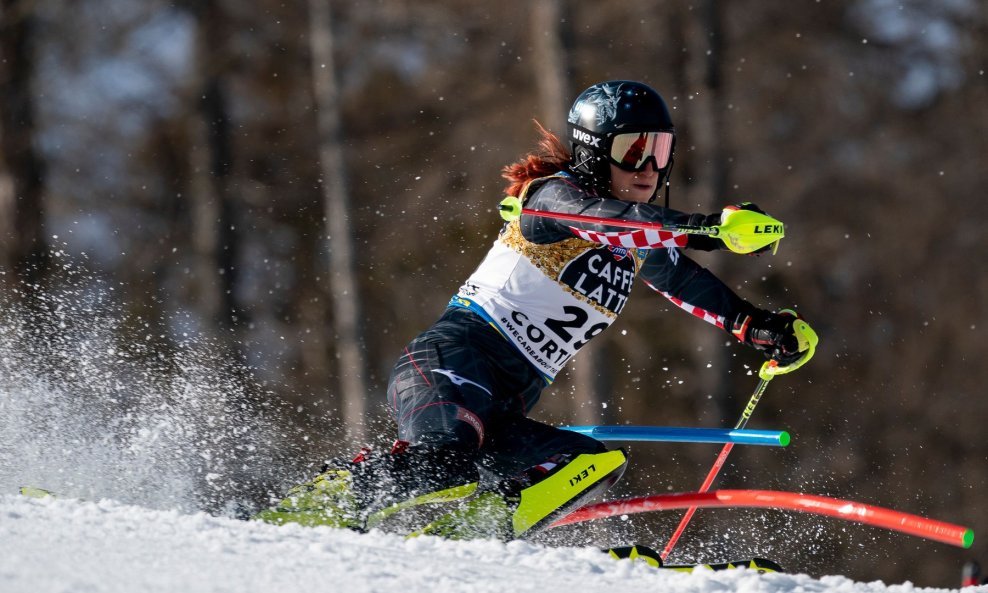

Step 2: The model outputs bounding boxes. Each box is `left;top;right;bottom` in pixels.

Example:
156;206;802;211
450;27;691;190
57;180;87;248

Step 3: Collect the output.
519;207;719;236
659;363;776;561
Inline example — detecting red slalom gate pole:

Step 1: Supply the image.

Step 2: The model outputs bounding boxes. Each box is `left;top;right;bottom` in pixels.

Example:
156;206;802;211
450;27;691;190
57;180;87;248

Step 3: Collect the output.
659;444;734;557
658;362;776;561
549;489;974;549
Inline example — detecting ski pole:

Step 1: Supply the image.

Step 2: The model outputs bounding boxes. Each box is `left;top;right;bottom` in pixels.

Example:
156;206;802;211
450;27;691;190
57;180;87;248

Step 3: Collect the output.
659;318;817;561
658;363;775;561
498;196;785;254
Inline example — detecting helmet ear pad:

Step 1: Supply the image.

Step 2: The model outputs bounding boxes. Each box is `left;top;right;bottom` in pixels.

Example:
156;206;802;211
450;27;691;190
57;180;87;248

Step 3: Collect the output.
567;123;612;195
570;144;599;176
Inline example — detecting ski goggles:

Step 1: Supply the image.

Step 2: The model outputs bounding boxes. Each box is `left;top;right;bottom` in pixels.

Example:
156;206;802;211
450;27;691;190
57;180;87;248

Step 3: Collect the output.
608;131;674;172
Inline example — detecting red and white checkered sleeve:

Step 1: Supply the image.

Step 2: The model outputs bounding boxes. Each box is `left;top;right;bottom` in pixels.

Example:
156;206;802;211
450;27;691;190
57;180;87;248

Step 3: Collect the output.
645;286;727;330
567;227;688;250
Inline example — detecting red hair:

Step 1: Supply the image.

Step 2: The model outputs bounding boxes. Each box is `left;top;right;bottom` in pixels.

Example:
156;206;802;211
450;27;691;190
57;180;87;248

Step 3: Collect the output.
501;120;571;198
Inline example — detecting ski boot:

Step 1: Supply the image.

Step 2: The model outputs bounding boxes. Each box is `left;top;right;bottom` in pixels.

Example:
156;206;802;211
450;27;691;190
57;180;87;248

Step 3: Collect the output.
413;448;627;540
253;441;479;531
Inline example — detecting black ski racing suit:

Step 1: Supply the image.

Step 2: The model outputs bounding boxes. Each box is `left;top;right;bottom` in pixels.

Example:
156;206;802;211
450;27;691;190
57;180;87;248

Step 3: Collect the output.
385;172;759;482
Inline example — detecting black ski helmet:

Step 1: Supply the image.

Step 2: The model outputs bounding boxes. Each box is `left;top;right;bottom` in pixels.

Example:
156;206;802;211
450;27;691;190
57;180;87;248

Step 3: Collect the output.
567;80;676;200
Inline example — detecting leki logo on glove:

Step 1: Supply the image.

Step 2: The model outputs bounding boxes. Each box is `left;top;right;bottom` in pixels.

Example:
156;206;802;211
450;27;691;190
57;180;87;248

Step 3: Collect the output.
754;224;784;234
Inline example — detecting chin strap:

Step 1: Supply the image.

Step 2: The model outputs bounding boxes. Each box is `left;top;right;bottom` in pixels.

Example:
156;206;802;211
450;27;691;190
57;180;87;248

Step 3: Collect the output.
661;156;674;207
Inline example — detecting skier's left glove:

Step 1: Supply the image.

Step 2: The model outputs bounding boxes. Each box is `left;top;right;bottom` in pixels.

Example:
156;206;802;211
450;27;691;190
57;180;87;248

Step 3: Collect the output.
732;308;815;369
727;203;776;255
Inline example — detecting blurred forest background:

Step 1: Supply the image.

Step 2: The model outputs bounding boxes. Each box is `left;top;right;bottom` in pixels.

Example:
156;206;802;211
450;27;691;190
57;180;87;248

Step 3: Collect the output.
1;0;986;586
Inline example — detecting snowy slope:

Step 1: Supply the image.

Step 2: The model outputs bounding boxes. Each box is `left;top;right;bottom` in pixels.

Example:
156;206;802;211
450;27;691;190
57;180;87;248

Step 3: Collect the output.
0;265;979;593
0;493;974;593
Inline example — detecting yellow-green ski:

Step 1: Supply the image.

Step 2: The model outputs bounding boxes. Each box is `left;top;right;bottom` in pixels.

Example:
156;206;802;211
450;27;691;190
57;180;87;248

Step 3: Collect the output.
607;545;783;573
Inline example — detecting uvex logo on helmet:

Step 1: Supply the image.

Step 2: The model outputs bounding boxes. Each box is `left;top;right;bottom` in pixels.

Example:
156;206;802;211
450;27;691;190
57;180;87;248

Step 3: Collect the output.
572;127;602;148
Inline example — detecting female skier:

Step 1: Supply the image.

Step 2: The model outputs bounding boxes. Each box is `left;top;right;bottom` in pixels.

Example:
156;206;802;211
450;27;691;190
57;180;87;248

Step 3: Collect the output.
256;80;816;539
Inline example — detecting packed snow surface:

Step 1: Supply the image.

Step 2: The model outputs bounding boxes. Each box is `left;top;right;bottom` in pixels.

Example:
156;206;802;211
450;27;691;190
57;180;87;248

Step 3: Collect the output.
0;260;978;593
0;494;973;593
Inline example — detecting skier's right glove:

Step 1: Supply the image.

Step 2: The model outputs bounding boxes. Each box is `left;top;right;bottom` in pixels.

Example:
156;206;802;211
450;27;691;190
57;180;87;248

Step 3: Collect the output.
732;308;812;367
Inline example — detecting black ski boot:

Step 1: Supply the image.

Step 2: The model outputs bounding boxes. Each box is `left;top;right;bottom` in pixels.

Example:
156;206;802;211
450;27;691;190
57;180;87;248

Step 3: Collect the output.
414;448;627;540
962;560;985;587
253;441;479;531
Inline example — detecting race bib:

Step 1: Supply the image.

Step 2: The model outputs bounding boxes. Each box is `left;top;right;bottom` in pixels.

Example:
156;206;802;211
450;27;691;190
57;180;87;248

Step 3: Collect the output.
454;224;643;380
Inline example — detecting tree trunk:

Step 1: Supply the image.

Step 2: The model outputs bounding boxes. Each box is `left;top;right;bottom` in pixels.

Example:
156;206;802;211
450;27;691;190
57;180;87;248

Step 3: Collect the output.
530;0;568;135
530;0;609;424
0;0;47;289
187;0;244;345
308;0;368;441
679;0;734;422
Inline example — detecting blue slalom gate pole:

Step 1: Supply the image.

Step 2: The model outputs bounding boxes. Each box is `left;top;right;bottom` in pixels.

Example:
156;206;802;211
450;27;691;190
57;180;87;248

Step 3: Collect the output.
560;425;790;447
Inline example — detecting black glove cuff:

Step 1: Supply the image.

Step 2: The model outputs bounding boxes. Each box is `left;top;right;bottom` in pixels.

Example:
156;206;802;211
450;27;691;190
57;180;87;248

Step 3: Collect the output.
686;213;723;251
730;310;757;343
733;309;802;362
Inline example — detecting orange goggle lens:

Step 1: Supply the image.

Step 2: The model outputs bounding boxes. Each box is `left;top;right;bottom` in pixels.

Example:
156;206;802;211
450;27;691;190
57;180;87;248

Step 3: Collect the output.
609;131;674;171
